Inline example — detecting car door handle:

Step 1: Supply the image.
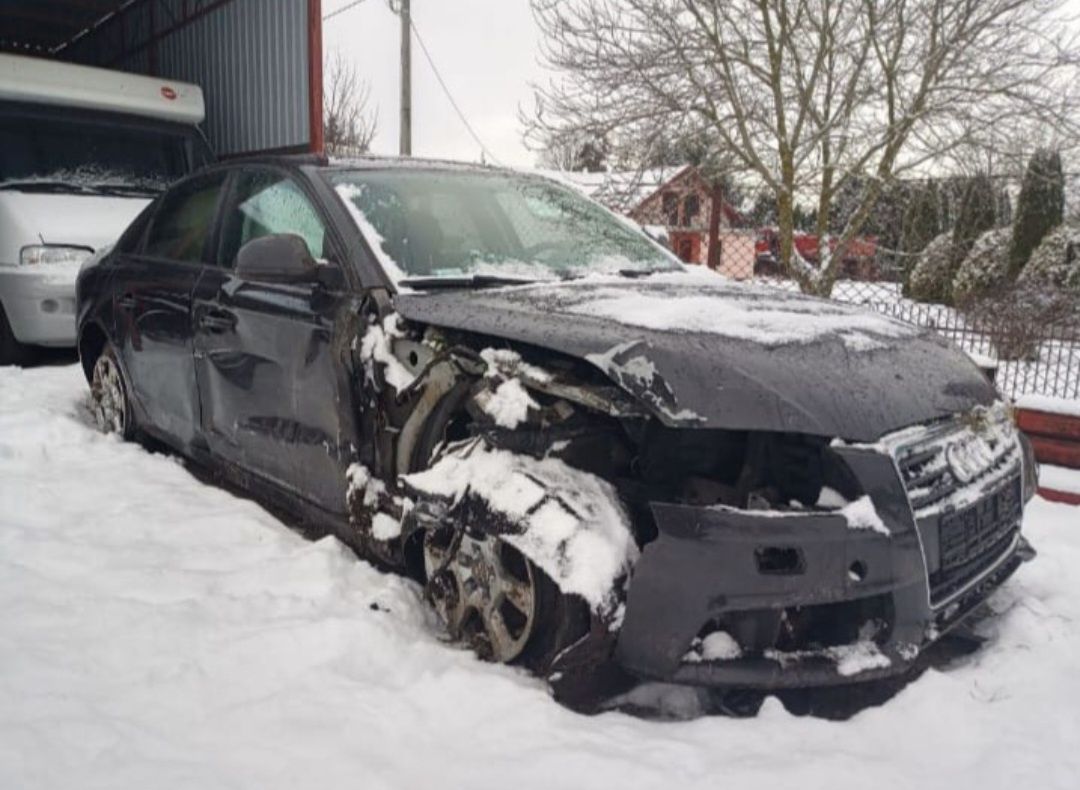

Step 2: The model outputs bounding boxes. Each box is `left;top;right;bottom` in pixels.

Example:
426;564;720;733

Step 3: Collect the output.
196;309;237;334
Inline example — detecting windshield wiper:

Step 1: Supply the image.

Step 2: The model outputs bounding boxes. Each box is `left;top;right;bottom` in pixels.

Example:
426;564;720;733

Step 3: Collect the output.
90;183;162;197
0;180;94;194
399;274;540;290
616;267;669;278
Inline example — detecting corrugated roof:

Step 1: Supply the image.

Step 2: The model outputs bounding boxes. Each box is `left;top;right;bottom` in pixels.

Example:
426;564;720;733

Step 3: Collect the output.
0;1;130;56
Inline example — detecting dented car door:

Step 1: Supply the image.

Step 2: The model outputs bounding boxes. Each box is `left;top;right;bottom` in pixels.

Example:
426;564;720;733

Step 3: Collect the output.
191;168;351;512
114;171;226;447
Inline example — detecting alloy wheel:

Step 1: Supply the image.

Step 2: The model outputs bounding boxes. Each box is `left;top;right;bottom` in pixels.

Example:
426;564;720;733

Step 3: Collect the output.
90;352;127;435
423;525;538;663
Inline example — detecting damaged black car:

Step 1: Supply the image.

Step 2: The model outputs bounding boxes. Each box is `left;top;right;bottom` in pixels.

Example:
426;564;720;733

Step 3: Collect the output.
75;155;1038;709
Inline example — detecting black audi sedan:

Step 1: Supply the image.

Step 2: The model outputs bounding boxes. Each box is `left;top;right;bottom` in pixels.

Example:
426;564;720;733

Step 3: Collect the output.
76;154;1037;708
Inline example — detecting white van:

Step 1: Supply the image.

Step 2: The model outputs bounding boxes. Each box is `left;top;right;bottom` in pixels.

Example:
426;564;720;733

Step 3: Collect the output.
0;54;211;364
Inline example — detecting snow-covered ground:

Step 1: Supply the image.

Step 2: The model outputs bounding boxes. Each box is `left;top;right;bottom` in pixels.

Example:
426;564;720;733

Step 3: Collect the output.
2;363;1080;790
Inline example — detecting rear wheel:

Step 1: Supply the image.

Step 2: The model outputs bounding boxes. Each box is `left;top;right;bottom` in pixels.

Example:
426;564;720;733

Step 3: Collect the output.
89;344;133;439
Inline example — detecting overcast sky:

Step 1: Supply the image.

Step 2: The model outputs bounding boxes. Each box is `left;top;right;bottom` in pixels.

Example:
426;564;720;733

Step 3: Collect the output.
321;0;544;168
323;0;1080;170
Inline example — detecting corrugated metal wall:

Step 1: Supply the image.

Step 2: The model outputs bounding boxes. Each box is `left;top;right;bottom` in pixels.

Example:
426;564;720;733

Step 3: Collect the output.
63;0;312;156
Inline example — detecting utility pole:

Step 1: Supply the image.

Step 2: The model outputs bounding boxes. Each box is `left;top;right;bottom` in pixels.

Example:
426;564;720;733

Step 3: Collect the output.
399;0;412;156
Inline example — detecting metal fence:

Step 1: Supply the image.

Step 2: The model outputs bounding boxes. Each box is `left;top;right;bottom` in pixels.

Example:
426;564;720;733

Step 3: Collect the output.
667;230;1080;402
856;293;1080;401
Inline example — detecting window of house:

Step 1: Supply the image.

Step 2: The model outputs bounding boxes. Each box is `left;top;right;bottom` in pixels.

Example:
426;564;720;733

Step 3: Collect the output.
684;194;701;225
661;191;679;226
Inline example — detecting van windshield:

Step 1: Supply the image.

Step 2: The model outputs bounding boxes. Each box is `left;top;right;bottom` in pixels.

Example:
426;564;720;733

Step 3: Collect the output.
0;112;209;196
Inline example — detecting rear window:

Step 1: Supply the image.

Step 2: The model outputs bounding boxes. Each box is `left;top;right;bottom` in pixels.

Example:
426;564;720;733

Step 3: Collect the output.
0;109;210;195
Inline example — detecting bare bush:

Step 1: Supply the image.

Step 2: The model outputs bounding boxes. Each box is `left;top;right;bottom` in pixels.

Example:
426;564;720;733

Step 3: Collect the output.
324;50;378;156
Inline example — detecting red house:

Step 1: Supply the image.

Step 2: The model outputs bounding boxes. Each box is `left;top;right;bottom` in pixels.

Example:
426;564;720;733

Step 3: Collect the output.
552;165;756;275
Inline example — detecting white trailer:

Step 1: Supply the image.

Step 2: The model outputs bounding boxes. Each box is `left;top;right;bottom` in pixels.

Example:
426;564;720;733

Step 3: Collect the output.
0;53;210;363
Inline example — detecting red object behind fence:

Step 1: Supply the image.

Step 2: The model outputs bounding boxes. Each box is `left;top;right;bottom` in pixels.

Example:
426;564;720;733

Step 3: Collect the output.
1017;404;1080;506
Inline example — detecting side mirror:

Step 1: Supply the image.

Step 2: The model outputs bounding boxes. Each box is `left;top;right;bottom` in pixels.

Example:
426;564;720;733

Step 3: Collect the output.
235;234;318;284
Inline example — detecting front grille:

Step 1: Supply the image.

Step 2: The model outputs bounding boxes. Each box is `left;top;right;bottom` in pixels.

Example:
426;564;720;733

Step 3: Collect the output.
895;417;1021;518
886;407;1023;606
928;478;1021;605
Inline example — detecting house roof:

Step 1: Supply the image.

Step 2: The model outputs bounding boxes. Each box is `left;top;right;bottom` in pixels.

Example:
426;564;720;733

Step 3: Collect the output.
535;165;689;213
540;164;746;226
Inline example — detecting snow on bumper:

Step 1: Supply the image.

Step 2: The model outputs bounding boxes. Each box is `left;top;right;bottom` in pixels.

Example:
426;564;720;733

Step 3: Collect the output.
614;446;1033;689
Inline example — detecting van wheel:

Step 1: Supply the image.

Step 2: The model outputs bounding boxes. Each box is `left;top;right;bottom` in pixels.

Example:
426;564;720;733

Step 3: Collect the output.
89;344;133;439
0;304;33;366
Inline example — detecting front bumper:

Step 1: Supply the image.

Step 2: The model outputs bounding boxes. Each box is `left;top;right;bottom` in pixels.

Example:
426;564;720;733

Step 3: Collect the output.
0;265;79;346
613;444;1032;689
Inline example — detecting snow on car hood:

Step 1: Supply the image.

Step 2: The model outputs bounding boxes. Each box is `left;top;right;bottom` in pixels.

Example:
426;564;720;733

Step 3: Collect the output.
394;272;998;442
0;191;149;257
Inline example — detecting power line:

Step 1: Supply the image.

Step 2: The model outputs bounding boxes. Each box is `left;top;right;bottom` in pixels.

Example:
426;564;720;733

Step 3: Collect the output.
409;17;500;165
323;0;371;22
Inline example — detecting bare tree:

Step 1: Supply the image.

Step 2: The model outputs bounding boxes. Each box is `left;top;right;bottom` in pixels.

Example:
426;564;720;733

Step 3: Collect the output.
537;130;612;171
527;0;1080;294
324;50;379;156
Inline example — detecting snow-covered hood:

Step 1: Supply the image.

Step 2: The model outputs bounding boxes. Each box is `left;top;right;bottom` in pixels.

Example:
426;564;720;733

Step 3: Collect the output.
0;191;149;264
394;273;997;442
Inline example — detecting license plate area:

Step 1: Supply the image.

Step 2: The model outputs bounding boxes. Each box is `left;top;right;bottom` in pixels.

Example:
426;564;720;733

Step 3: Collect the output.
938;476;1021;572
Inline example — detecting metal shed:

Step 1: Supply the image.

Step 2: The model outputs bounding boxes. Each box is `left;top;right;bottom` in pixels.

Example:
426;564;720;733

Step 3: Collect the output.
0;0;323;157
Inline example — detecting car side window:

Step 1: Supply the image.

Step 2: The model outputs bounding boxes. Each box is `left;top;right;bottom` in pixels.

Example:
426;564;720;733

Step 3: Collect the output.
143;174;226;262
219;171;328;266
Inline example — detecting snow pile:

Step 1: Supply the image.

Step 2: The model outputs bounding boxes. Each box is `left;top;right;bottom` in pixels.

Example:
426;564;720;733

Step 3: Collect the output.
684;631;743;663
765;640;892;678
371;512;403;540
358;313;416;393
476;348;545;429
4;365;1080;789
481;378;539;429
480;347;553;383
563;278;919;352
841;496;890;536
404;440;637;610
346;462;386;507
1039;464;1080;495
816;486;849;508
828;641;892;677
1016;393;1080;418
952;226;1011;304
967;350;999;371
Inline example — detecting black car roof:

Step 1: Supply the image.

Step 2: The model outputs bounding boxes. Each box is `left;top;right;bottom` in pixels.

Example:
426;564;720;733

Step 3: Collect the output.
194;152;547;183
320;154;517;177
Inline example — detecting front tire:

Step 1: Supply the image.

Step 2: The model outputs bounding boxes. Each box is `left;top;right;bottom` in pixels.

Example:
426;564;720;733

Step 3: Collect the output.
422;518;590;673
88;344;133;439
